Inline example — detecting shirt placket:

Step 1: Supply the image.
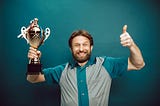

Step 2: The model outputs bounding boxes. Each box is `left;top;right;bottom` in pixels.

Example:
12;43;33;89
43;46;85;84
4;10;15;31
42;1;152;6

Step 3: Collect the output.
77;66;89;106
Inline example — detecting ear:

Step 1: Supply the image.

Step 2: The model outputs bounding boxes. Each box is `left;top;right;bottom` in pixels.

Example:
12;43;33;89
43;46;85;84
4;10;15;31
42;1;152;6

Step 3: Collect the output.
91;45;93;51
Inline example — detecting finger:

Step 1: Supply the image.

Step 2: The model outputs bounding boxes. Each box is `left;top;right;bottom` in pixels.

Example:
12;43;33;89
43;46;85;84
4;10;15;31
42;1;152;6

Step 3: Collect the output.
29;46;37;52
28;52;35;59
121;38;130;44
28;49;38;58
37;50;41;54
120;37;131;43
122;25;127;33
37;50;41;57
121;41;129;47
121;39;132;47
29;49;37;54
28;52;38;58
120;33;131;41
121;43;130;47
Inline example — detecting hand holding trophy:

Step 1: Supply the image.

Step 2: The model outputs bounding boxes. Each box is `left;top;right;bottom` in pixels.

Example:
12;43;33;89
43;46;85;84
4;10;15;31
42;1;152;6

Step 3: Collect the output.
18;18;50;74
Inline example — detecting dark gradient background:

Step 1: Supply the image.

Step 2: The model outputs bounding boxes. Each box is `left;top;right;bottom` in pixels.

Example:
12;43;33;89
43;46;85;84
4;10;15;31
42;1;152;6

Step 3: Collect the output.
1;0;160;106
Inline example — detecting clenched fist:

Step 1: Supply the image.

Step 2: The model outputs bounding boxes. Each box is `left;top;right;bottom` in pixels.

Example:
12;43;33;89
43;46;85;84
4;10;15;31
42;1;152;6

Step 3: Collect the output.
28;47;41;59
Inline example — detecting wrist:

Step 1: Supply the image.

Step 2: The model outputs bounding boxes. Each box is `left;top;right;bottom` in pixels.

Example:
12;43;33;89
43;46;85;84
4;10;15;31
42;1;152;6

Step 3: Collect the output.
128;39;136;49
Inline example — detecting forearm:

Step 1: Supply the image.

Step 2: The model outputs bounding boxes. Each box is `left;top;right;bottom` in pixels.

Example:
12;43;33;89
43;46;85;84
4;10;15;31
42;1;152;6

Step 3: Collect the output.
128;42;145;70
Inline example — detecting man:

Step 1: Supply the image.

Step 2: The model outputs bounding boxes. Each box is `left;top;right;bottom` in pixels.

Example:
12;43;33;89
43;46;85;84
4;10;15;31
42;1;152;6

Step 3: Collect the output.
27;25;145;106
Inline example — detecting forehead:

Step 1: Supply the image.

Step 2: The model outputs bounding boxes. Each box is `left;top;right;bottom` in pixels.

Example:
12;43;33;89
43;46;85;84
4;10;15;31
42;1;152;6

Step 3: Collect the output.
72;35;90;44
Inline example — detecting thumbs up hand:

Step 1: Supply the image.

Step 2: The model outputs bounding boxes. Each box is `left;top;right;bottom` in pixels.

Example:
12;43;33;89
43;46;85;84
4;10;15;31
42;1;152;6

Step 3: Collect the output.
120;25;134;48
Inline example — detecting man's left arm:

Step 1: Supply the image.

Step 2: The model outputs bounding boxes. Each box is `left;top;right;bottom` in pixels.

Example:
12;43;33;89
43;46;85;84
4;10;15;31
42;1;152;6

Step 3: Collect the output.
120;25;145;71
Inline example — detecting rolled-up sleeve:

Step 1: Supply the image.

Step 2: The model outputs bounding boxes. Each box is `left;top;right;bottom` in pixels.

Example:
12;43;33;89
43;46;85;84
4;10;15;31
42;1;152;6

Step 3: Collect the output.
102;56;128;78
43;63;67;85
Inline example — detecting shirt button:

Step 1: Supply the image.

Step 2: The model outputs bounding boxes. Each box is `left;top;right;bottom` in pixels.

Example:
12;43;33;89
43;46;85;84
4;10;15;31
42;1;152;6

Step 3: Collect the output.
81;93;85;96
80;80;83;83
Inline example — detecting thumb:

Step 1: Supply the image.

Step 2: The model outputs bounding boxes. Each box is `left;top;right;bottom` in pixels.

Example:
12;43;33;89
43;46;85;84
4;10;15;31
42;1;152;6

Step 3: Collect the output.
37;50;41;55
122;25;127;33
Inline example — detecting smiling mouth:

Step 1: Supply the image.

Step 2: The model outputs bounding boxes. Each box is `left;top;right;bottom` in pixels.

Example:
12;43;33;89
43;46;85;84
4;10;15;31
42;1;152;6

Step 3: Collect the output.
77;52;86;57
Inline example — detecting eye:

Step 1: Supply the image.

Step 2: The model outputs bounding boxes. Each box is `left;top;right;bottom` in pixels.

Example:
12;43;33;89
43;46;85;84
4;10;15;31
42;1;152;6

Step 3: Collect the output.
83;43;89;46
73;44;80;47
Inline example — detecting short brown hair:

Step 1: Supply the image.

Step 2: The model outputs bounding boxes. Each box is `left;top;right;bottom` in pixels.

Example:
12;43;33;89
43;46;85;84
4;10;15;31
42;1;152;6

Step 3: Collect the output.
68;30;93;48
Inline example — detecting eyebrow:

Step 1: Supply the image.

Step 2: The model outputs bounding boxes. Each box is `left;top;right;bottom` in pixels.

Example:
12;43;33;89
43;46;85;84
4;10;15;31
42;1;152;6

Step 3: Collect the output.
73;41;89;44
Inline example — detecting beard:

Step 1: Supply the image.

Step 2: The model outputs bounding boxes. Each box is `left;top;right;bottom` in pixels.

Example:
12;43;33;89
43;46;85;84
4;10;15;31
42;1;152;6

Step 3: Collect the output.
72;50;91;63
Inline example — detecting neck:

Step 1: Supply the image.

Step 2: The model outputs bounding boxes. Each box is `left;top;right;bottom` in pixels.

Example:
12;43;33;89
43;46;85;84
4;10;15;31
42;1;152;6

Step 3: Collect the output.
78;61;88;67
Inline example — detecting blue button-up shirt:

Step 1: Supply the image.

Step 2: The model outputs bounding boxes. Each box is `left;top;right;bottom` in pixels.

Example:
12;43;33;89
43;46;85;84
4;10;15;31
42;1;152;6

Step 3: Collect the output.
43;56;127;106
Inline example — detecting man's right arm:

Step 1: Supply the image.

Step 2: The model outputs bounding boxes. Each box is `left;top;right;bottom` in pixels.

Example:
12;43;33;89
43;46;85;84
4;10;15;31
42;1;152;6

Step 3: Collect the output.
27;47;45;83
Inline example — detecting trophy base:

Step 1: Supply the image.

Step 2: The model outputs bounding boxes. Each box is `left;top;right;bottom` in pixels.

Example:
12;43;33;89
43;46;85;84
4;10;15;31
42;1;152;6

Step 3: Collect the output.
27;64;42;75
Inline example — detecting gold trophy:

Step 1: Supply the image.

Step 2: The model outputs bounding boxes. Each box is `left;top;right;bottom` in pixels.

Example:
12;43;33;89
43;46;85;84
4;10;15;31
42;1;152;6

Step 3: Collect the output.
18;18;50;74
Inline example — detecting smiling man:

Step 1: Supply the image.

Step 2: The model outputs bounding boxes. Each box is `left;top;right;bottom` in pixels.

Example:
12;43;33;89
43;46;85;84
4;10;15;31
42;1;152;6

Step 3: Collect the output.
27;25;145;106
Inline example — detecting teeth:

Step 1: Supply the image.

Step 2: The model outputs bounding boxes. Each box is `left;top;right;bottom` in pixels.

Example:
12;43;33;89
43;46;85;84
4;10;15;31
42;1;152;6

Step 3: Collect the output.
78;52;85;56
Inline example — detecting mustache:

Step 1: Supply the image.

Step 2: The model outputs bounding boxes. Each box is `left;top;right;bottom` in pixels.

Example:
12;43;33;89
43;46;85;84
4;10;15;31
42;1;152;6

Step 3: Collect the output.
77;51;87;54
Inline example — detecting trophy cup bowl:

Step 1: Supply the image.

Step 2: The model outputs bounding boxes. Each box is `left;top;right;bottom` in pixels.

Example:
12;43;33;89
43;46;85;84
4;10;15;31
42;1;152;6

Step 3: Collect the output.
18;18;50;74
28;27;42;48
27;26;43;64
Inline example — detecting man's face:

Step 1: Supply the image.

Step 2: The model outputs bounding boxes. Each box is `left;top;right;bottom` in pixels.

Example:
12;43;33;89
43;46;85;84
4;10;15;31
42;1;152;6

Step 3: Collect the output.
71;35;93;63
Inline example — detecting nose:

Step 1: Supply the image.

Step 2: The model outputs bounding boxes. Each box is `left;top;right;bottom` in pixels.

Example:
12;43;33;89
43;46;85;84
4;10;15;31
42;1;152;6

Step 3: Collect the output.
79;45;84;51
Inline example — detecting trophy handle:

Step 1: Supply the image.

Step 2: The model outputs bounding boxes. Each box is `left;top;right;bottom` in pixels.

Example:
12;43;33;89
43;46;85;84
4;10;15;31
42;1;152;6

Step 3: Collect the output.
44;28;50;42
37;28;50;47
17;26;29;43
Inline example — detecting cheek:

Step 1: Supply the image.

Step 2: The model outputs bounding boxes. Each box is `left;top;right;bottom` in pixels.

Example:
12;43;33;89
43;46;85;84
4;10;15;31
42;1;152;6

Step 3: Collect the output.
71;48;78;53
85;47;91;51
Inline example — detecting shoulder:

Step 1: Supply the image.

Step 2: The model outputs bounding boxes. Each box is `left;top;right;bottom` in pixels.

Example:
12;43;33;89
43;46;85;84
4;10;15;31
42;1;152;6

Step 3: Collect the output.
95;56;115;63
96;56;127;64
